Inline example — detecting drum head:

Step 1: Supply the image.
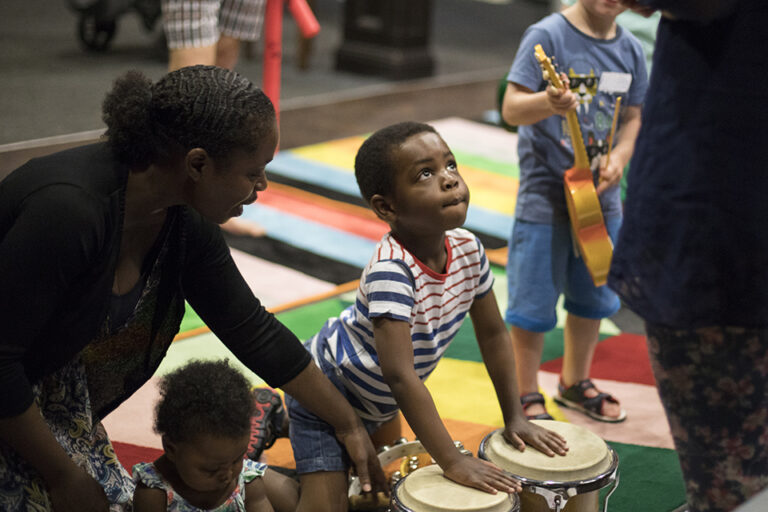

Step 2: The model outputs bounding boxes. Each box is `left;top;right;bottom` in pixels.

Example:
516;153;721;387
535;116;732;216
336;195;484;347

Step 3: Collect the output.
396;465;517;512
483;420;612;483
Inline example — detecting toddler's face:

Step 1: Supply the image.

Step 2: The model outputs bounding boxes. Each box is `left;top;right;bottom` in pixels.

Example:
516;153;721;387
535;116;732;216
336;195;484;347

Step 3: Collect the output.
172;432;250;494
388;132;469;235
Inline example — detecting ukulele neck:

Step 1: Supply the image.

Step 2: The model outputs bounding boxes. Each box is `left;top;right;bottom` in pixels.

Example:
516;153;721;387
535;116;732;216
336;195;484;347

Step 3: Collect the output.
565;109;590;169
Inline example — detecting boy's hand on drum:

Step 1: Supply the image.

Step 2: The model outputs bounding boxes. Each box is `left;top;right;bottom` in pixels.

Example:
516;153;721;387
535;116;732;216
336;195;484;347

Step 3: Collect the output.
442;454;522;494
503;418;569;456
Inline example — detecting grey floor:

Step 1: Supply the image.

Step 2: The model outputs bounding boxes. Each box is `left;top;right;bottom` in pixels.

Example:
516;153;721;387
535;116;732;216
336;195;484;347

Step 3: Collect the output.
1;0;553;146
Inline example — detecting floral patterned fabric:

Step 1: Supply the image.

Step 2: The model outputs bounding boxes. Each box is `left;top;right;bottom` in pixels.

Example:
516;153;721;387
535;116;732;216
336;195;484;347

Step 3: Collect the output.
0;225;182;511
132;459;267;511
0;359;134;511
646;324;768;512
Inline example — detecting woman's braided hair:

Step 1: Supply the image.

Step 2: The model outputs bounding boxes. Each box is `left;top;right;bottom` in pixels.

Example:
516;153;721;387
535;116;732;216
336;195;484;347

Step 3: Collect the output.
102;65;275;169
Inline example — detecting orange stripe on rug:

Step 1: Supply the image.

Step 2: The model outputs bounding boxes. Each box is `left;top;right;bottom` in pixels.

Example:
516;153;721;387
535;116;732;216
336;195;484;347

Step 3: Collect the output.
258;182;387;241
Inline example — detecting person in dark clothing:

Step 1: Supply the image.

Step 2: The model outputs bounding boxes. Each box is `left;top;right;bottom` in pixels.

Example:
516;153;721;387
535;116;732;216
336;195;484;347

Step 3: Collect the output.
611;2;768;511
0;65;385;512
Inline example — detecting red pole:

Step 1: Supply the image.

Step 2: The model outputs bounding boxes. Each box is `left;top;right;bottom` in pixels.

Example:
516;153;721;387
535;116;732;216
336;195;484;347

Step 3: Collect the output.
288;0;320;38
263;0;283;123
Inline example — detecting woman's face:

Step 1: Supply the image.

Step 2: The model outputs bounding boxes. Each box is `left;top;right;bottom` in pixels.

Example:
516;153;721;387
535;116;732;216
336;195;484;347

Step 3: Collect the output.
191;120;278;224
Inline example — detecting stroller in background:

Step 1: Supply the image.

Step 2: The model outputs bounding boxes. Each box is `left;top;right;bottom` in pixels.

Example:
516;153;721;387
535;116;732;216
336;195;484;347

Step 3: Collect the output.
66;0;161;52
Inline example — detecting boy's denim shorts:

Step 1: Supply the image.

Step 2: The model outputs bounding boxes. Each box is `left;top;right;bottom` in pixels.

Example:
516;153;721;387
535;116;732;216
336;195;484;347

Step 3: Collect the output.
504;216;622;332
285;358;384;475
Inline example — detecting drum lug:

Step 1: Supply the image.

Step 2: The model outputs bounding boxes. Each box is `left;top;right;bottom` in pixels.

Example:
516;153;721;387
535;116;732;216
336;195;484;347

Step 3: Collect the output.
529;487;574;512
601;467;621;512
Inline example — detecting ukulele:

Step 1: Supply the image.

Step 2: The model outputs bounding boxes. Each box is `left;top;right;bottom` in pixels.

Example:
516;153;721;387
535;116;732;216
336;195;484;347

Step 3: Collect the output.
534;44;613;287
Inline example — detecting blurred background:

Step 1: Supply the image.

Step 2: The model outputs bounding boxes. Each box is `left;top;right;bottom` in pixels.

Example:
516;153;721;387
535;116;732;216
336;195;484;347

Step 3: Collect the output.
0;0;555;148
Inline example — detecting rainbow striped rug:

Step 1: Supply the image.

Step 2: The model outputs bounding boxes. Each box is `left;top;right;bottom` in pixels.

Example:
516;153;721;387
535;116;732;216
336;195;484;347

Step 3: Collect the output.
104;118;686;511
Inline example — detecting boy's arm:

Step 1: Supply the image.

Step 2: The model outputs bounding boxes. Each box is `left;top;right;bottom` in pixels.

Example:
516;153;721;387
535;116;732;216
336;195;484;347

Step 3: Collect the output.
469;290;567;456
374;316;521;495
596;104;642;195
501;79;579;127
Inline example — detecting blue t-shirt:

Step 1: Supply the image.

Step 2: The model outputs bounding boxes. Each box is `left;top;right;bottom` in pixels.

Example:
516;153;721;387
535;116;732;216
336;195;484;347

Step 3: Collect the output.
507;13;648;223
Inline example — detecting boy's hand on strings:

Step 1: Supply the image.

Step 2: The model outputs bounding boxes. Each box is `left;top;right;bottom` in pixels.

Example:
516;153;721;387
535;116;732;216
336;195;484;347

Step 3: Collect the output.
546;73;579;116
442;454;522;495
335;424;389;495
502;416;569;457
597;155;625;195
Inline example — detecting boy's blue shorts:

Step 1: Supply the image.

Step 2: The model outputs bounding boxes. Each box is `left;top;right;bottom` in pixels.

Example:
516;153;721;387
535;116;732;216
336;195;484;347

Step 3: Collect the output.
504;216;621;332
285;357;384;475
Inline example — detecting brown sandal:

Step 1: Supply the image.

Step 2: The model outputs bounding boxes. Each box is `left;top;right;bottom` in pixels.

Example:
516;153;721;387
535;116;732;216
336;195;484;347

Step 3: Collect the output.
520;392;554;420
554;379;627;423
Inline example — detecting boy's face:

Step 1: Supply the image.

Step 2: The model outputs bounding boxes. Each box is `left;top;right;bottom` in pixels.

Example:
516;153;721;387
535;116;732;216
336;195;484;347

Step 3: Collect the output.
580;0;626;18
387;131;469;235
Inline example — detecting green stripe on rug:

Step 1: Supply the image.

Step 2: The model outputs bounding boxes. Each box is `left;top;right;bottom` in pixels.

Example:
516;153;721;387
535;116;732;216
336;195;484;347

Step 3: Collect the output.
276;298;353;341
602;441;686;512
444;320;612;363
180;302;205;333
177;298;353;342
453;148;520;178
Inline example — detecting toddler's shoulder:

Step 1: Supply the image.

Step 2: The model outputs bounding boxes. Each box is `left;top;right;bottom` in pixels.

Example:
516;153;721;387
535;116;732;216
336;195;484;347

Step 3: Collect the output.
242;459;268;483
132;462;168;490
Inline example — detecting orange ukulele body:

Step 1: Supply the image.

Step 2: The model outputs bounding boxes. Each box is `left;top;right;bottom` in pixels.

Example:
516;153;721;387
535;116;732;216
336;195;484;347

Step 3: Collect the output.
534;44;612;287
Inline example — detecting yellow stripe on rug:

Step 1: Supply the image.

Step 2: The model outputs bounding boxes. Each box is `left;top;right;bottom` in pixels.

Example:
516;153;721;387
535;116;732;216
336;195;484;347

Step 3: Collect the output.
425;358;567;427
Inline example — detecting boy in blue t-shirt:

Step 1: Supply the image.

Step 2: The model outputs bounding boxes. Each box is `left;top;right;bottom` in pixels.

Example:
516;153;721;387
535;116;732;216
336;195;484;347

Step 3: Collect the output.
501;0;648;422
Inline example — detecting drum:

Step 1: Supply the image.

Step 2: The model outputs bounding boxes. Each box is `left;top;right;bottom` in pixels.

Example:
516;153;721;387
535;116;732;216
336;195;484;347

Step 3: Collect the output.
391;465;520;512
478;420;619;512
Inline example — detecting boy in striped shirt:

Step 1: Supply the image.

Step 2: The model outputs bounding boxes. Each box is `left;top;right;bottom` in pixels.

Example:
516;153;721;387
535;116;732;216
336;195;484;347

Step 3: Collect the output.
285;122;567;510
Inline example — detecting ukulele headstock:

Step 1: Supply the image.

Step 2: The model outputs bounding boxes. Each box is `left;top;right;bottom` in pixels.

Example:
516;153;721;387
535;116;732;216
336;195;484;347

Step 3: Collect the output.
534;43;564;90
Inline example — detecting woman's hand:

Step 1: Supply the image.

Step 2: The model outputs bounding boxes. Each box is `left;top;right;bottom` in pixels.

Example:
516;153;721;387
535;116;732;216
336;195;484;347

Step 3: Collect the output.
280;362;387;495
335;423;389;495
48;464;110;512
502;416;569;457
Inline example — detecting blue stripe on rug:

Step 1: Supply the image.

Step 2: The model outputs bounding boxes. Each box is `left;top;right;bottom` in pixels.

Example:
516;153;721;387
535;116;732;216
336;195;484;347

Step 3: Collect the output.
240;203;375;268
266;151;512;240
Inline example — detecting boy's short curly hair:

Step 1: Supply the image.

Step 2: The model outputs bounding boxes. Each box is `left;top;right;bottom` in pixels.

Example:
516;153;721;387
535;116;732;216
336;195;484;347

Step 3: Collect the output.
354;121;438;203
154;359;255;443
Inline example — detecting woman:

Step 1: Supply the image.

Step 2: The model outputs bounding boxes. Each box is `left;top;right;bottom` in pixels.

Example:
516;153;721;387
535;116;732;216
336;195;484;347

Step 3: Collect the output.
0;65;384;511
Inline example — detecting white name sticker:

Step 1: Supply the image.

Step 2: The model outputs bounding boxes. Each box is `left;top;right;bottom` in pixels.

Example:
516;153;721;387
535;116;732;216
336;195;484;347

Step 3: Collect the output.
598;72;632;94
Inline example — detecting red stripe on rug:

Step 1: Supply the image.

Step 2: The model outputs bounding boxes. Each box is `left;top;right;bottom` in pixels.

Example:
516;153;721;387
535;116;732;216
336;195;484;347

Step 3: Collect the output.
257;185;388;241
113;441;163;476
540;333;656;386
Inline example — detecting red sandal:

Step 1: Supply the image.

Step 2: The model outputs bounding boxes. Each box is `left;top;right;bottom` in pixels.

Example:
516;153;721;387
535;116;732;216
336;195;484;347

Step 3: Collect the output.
554;379;627;423
247;387;287;461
